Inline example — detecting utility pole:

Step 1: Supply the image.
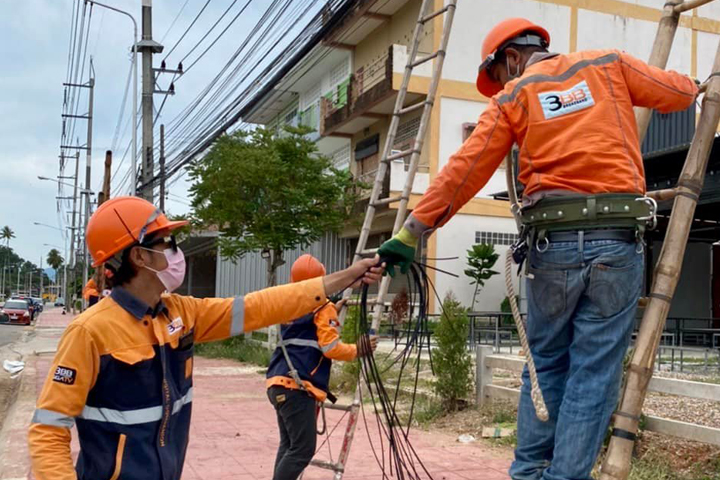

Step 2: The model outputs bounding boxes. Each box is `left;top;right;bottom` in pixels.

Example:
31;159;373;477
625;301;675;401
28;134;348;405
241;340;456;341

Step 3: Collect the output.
81;62;95;312
39;255;43;299
138;0;163;200
159;124;165;211
69;151;80;311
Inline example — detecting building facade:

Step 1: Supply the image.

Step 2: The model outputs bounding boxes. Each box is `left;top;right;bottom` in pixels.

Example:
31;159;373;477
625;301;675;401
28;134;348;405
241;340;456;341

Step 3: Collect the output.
229;0;720;315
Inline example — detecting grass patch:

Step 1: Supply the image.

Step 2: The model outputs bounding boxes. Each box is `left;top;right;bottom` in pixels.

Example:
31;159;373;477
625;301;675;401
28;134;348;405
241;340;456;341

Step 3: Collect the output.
625;451;720;480
195;336;272;368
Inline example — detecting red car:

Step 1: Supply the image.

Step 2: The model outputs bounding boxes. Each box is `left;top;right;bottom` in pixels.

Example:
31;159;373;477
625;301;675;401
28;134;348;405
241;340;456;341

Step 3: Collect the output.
2;299;33;325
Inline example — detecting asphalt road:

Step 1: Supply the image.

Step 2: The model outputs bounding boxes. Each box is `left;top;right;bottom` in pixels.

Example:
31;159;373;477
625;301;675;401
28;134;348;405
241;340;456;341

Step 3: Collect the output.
0;325;25;349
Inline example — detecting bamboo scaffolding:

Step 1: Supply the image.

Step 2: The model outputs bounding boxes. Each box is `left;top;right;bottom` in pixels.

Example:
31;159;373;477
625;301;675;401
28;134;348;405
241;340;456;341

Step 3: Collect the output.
675;0;717;13
635;1;684;140
599;32;720;480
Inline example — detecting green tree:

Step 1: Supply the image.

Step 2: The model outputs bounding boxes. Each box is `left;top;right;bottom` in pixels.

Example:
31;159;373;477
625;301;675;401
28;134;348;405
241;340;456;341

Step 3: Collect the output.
189;126;359;287
1;226;15;297
432;293;473;410
464;243;499;310
47;249;64;290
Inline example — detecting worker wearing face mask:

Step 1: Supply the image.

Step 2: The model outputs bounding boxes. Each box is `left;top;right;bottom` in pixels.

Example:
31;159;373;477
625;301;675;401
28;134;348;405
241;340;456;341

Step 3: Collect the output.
27;196;384;480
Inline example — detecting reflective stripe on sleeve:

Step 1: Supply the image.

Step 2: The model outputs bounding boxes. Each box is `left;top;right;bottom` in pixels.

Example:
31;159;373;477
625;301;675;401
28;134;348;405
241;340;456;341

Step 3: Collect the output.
79;388;193;425
32;408;76;428
320;339;339;354
231;296;245;336
281;338;321;350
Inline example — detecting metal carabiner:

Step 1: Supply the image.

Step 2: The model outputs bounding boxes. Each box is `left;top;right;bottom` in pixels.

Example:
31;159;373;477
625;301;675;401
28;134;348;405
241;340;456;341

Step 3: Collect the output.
535;236;550;253
635;196;658;230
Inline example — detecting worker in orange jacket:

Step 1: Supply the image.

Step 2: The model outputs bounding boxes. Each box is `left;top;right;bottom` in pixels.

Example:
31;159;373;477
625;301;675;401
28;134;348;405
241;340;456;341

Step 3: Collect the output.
28;196;383;480
82;278;99;307
266;254;378;480
379;18;698;480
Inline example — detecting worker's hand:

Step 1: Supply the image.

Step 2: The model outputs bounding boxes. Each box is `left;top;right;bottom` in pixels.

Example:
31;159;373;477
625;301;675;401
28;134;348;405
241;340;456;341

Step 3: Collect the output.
377;228;417;277
357;335;379;357
322;255;385;295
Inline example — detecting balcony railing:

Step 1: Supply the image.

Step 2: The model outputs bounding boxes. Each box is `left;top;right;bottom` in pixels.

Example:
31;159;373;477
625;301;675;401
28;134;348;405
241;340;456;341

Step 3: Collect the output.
320;45;395;135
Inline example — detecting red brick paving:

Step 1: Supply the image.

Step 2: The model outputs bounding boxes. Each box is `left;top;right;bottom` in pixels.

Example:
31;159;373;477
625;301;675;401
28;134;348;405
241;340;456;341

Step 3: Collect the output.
14;309;511;479
34;306;75;329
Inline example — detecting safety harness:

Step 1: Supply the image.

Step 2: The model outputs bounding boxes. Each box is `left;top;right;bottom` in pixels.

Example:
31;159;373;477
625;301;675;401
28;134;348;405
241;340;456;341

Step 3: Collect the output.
276;301;337;435
511;193;657;271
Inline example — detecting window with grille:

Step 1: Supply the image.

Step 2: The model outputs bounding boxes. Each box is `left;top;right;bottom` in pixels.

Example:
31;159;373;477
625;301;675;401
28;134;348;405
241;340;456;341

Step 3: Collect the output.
331;145;351;170
475;231;518;246
301;83;322;110
330;59;350;87
396;116;420;145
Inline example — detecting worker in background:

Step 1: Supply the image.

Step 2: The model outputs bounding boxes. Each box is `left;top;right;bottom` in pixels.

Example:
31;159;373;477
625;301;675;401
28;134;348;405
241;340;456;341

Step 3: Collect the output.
378;18;698;480
28;196;384;480
82;278;99;307
266;254;379;480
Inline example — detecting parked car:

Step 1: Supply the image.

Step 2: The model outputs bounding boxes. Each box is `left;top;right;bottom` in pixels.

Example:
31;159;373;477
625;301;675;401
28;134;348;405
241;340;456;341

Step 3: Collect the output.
2;299;33;325
54;297;65;307
14;296;39;320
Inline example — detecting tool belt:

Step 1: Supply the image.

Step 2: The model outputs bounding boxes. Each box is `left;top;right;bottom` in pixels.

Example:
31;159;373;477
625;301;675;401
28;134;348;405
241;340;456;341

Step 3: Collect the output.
520;193;657;242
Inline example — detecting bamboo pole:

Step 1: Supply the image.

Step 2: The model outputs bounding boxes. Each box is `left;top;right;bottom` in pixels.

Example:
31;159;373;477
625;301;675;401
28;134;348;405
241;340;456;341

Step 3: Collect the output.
599;36;720;480
635;1;683;141
646;188;678;202
675;0;717;13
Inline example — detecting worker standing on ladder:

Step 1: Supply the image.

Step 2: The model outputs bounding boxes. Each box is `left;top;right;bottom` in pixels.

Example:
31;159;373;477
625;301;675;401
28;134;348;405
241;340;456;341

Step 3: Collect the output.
378;17;698;480
266;254;378;480
28;197;384;480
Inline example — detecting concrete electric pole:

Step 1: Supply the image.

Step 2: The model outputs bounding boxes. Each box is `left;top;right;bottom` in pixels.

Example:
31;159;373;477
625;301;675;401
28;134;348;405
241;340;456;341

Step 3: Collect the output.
159;124;165;211
137;0;163;201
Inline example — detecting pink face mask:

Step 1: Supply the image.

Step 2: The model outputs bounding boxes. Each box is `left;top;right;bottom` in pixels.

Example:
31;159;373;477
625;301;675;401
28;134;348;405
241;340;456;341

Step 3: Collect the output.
143;247;186;293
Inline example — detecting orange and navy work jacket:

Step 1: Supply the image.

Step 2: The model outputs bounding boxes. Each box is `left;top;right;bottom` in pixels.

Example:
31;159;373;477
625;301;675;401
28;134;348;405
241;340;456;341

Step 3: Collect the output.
404;49;698;236
28;279;327;480
266;302;356;402
82;279;99;301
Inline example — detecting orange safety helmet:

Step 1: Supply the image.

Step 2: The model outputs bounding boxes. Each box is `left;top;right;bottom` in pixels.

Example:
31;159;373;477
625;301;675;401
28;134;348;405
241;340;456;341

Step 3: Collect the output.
476;18;550;97
290;254;326;283
86;196;188;268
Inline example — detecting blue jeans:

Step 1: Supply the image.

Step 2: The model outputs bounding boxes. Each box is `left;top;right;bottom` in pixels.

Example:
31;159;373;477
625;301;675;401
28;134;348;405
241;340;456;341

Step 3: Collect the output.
509;238;643;480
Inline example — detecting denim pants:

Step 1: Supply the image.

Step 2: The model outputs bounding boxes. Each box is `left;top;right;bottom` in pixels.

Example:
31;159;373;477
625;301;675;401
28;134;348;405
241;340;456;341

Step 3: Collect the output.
509;237;643;480
268;386;317;480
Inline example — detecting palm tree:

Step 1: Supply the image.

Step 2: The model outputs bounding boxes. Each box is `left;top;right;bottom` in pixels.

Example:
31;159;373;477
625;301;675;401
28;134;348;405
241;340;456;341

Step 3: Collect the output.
1;226;15;298
46;249;64;296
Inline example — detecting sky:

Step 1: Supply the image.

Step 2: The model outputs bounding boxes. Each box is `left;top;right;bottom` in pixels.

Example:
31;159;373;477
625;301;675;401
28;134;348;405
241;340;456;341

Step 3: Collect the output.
0;0;321;268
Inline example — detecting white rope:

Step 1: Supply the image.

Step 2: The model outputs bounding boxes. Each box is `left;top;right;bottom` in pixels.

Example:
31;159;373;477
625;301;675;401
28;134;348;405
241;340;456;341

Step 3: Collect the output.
504;248;549;422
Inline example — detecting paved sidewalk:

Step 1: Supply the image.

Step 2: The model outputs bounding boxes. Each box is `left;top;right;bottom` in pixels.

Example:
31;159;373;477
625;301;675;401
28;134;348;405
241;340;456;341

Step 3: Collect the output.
2;307;512;480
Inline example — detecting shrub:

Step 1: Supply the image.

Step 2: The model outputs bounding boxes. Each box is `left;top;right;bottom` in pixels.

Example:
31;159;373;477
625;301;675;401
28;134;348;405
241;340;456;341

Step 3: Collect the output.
432;292;473;410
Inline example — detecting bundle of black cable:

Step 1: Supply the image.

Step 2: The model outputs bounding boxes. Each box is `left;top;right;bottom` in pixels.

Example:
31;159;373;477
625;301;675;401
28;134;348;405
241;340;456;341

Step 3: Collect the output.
355;263;435;480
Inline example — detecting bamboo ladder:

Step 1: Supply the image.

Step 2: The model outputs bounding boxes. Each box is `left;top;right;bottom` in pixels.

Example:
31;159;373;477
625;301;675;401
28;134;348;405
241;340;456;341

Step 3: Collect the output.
599;0;720;479
308;1;457;478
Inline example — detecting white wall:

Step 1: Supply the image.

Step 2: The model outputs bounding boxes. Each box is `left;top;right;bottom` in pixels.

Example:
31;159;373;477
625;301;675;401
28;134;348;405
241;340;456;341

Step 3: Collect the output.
438;97;509;197
390;159;429;193
576;11;692;74
432;213;519;313
698;31;720;84
444;0;571;84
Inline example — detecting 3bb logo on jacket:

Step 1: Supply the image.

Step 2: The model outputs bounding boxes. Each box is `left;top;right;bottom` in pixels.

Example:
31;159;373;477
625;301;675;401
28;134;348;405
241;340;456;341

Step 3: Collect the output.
539;80;595;119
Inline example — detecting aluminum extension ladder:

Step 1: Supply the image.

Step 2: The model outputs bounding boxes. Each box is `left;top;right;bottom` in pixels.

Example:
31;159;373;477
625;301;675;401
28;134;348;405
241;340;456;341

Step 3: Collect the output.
308;0;457;478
